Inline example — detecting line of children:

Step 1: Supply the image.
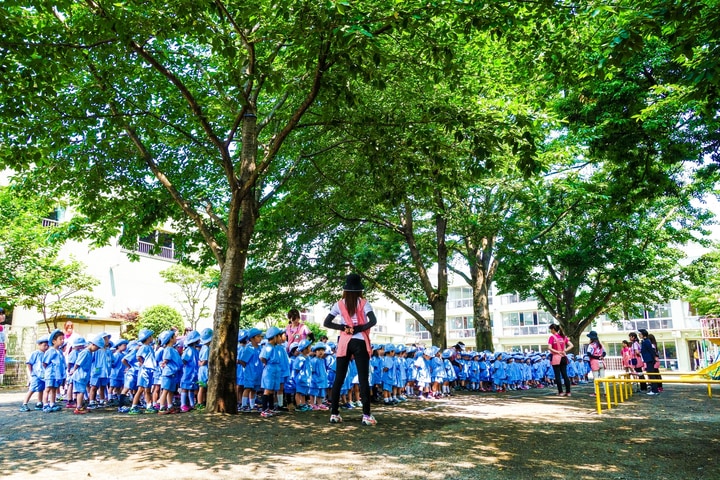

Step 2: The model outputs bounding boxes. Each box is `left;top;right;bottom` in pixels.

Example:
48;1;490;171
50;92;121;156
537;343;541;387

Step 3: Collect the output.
20;326;603;417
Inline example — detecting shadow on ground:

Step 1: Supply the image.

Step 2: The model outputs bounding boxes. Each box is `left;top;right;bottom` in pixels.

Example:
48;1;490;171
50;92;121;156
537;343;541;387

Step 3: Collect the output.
0;384;717;479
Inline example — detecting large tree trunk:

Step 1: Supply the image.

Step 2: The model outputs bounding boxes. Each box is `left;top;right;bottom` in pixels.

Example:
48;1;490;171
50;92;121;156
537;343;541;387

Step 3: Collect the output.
207;110;259;414
473;279;493;351
207;254;242;413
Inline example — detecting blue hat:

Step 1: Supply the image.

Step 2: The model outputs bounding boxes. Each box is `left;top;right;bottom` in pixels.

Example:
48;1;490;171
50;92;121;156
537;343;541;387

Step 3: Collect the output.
73;337;87;348
99;331;111;338
297;339;312;352
37;335;50;344
384;343;395;353
428;346;440;356
246;327;263;340
441;348;452;359
327;341;337;350
311;342;327;352
158;330;175;347
237;329;248;343
48;329;63;344
115;339;129;347
91;335;105;349
138;328;154;343
265;326;283;339
288;342;300;353
396;344;406;353
184;330;201;346
200;328;213;345
175;338;184;349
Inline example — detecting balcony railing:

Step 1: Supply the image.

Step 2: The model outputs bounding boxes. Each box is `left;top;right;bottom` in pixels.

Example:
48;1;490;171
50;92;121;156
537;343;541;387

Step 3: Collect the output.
502;325;551;336
135;240;176;260
448;328;475;339
42;218;59;227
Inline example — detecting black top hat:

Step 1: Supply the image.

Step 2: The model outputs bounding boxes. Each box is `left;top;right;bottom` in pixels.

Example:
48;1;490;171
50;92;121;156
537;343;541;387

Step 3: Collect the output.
343;273;365;292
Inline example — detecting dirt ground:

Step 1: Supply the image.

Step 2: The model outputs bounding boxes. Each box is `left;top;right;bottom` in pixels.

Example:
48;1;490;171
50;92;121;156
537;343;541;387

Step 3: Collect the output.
0;382;717;480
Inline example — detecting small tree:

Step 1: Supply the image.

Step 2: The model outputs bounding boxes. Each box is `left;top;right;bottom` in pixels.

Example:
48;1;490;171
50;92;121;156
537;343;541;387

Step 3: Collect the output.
20;258;104;332
159;265;217;330
138;305;184;336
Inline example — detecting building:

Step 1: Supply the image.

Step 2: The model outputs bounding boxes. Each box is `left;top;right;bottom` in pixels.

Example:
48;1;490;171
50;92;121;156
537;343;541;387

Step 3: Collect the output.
399;272;702;372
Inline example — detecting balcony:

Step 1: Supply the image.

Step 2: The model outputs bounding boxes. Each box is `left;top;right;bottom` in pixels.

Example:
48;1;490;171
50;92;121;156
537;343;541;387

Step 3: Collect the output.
448;328;475;339
134;240;176;261
502;325;550;336
41;218;59;227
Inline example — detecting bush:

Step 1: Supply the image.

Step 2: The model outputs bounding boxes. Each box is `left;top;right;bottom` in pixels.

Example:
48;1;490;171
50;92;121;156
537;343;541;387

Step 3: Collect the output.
138;305;184;337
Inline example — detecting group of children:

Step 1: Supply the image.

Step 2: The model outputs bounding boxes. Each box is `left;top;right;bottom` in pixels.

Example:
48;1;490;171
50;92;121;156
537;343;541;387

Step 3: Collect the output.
20;325;596;417
20;326;210;415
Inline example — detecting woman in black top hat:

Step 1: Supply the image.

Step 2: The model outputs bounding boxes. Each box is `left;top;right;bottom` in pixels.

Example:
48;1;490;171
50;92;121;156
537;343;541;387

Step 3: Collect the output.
323;273;377;426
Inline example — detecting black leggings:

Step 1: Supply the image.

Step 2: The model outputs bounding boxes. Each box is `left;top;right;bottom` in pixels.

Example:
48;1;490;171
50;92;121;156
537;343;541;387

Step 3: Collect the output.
552;360;571;394
331;339;371;416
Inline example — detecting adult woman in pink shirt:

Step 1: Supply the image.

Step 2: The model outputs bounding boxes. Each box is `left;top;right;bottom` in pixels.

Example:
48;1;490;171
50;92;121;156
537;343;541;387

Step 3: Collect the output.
548;323;573;397
285;308;312;350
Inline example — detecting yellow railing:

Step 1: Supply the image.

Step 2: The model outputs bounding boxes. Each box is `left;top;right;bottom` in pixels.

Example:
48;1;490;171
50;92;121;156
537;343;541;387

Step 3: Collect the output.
593;373;720;414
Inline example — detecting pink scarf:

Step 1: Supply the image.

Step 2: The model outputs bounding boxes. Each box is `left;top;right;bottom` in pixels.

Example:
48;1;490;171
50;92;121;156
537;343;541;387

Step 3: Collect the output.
336;298;371;358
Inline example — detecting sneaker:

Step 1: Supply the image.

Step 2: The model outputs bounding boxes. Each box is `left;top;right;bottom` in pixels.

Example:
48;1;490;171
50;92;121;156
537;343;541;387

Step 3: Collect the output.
354;401;364;407
297;404;313;412
35;402;44;410
329;414;343;424
42;405;51;413
195;403;206;410
145;405;159;414
362;414;377;426
19;404;31;412
50;405;62;412
565;393;571;397
87;402;98;410
647;391;657;396
260;410;274;418
180;405;191;413
128;406;143;415
343;402;354;409
276;405;289;412
73;408;89;415
238;406;251;413
117;406;131;413
316;404;329;410
66;401;77;409
158;407;171;415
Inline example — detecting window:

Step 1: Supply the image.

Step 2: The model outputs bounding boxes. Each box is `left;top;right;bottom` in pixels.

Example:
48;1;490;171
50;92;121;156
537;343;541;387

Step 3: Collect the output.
448;286;473;308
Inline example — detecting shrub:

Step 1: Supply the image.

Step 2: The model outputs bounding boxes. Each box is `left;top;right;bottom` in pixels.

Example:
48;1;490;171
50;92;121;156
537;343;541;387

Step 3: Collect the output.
138;305;184;337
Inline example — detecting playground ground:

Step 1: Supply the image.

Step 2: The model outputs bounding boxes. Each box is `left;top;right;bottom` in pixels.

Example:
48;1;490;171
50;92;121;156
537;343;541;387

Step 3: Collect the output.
0;382;717;480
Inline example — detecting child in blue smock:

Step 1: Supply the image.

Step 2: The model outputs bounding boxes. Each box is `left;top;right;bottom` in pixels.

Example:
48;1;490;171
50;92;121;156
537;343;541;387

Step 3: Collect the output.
180;330;201;412
259;326;284;418
70;336;103;414
109;339;128;406
293;339;313;411
42;329;66;412
128;328;155;414
382;343;397;405
20;336;49;411
196;328;212;409
414;349;432;399
310;343;329;409
238;327;263;412
157;330;182;414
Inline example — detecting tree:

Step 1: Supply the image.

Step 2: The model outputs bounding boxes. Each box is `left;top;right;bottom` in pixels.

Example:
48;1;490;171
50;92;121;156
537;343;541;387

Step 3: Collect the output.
684;249;720;316
138;305;184;337
1;0;509;412
19;258;104;333
159;264;217;330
